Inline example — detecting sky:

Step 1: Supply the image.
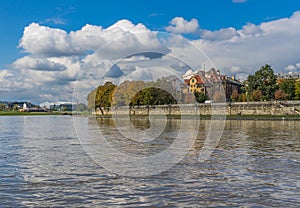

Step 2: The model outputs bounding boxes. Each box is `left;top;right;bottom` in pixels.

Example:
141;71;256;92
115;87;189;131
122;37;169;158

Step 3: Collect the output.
0;0;300;104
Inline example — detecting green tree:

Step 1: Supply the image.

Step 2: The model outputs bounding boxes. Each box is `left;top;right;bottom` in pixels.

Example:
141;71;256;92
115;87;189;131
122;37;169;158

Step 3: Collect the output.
0;103;6;111
87;82;116;114
131;87;177;106
76;103;87;112
238;93;247;102
278;78;295;100
251;89;263;101
194;92;208;103
295;81;300;100
246;64;278;101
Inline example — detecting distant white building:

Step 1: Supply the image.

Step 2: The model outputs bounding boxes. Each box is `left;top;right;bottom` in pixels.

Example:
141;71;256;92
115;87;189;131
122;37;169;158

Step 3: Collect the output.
40;101;77;111
23;103;27;110
277;71;300;79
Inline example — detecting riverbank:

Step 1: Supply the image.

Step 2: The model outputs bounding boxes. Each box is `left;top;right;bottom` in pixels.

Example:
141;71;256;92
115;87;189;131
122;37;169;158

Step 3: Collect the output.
93;101;300;117
0;111;71;116
93;114;300;121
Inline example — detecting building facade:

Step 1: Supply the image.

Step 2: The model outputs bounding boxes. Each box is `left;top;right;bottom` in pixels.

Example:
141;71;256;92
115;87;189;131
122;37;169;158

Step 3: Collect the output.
182;68;243;102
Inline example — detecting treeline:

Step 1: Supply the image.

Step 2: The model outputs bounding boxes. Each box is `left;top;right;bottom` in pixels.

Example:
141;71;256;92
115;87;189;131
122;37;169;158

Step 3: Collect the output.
231;64;300;102
87;76;198;113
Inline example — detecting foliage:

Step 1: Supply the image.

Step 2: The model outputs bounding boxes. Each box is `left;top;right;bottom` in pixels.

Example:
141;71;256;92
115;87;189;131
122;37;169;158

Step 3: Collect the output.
238;93;247;102
295;81;300;100
278;78;295;100
250;89;263;101
112;76;182;106
112;80;146;106
230;89;240;102
87;89;96;110
87;82;116;113
13;104;19;111
130;87;177;106
76;103;88;112
275;89;288;100
0;103;6;111
246;64;278;101
194;92;208;103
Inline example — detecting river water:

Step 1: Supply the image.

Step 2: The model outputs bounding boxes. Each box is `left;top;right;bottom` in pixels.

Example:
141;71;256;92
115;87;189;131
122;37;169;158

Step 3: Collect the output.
0;116;299;207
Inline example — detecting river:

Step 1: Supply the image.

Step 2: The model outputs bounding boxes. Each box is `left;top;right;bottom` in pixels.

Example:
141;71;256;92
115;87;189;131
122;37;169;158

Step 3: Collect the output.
0;116;299;207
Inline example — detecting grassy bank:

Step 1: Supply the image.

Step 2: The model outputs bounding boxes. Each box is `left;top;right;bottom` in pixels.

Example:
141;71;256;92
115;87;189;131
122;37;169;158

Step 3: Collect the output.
0;111;69;116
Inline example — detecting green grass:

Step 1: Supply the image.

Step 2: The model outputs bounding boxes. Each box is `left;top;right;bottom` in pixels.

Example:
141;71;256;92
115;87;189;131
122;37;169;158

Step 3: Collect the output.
0;111;67;116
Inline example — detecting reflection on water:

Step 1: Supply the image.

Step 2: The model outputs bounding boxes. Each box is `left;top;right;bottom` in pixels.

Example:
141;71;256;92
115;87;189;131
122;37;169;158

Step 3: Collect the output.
0;116;299;207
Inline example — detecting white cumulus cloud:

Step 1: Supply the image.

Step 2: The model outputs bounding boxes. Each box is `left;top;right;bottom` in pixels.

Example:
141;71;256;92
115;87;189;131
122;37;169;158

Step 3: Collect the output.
200;27;239;41
19;23;82;56
12;56;67;71
166;17;199;34
285;65;296;71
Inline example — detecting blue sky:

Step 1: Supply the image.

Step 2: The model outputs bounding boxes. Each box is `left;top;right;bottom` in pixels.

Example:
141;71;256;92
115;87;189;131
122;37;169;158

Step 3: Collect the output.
1;0;300;103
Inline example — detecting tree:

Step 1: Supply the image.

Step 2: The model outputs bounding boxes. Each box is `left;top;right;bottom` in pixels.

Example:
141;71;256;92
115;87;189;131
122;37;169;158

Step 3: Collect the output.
278;78;295;100
230;89;240;102
238;93;247;102
0;103;6;111
251;89;263;101
194;92;208;103
13;104;19;111
295;81;300;100
246;64;278;101
130;87;177;106
112;80;146;106
275;89;288;100
87;89;96;110
87;82;116;114
76;103;87;112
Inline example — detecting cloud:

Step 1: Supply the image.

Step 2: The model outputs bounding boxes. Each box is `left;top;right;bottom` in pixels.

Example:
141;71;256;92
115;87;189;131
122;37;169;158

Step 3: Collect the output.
12;56;67;71
189;11;300;74
200;27;239;41
285;65;296;71
42;18;66;25
232;0;247;3
19;23;82;56
149;13;163;17
19;20;169;58
240;23;263;36
166;17;199;34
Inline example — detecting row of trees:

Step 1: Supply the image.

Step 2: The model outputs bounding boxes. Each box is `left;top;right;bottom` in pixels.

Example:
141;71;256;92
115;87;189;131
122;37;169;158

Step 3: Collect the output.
231;64;300;102
87;76;214;113
87;78;182;113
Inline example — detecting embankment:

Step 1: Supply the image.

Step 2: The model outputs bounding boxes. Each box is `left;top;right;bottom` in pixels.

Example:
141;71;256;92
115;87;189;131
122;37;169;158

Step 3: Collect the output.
94;101;300;118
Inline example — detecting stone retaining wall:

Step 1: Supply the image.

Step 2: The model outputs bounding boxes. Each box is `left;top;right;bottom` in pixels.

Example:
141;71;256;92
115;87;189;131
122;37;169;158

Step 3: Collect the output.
94;101;300;116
